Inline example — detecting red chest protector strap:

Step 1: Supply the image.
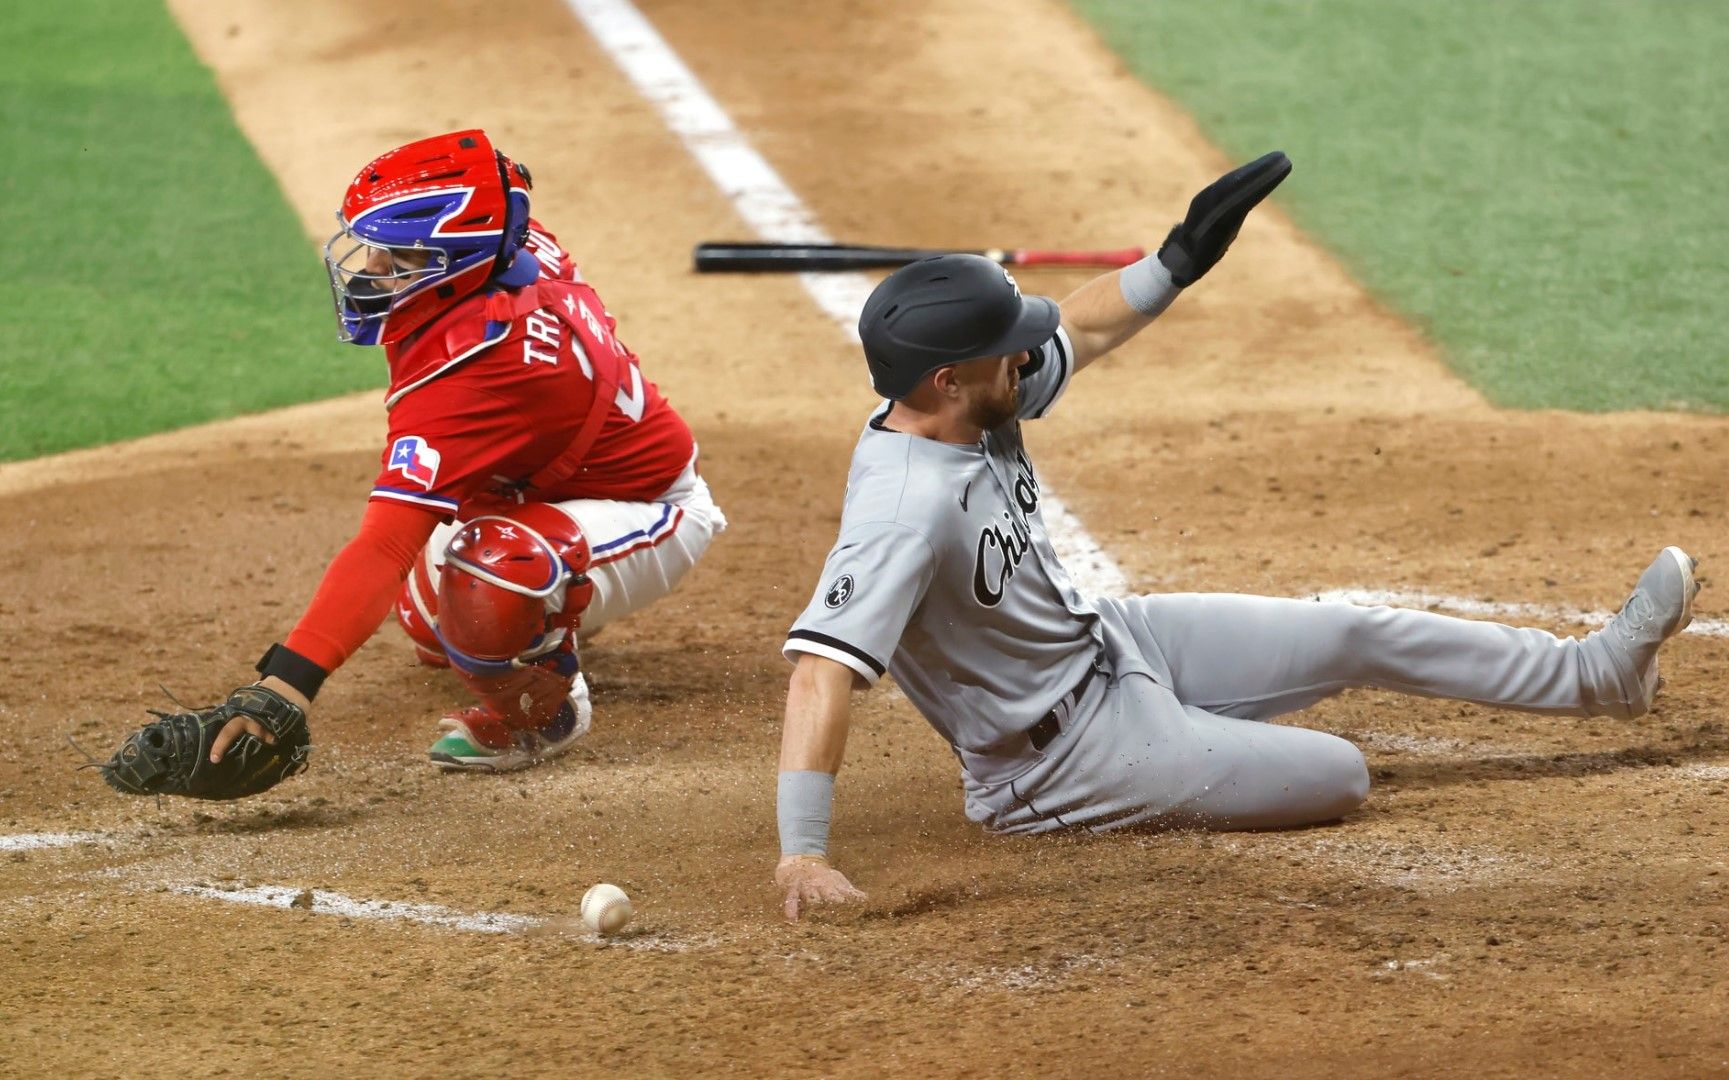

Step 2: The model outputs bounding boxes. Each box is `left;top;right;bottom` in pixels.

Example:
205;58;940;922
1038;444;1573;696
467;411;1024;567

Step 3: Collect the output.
483;281;623;493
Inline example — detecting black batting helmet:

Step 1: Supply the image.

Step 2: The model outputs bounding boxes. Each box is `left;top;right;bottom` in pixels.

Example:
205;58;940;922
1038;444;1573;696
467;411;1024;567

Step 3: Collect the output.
857;254;1061;399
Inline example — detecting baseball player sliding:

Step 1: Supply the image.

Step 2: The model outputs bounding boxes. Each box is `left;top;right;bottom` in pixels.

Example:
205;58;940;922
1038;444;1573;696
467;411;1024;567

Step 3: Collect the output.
100;130;723;799
774;152;1699;919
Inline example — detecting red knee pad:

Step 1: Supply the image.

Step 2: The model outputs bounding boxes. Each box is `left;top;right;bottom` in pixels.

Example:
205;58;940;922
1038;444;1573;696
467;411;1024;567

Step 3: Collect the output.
395;550;447;666
437;505;594;671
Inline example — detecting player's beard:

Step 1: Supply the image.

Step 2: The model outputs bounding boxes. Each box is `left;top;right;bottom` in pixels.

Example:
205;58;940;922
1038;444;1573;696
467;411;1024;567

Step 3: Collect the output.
966;379;1019;431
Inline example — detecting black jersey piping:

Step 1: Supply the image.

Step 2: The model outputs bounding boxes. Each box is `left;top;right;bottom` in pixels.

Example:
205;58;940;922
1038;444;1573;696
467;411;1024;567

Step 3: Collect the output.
786;629;887;678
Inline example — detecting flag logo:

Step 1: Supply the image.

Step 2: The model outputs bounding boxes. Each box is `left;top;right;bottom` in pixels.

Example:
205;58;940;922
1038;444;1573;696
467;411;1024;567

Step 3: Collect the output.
388;436;441;490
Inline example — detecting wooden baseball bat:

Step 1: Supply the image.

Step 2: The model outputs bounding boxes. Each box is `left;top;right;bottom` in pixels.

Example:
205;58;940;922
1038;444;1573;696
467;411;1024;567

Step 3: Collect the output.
692;241;1146;273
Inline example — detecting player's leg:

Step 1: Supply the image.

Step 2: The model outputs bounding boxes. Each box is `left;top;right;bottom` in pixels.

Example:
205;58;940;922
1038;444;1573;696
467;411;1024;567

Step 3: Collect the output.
422;504;598;771
394;463;722;770
395;462;722;647
558;468;725;632
980;673;1369;833
1102;547;1697;722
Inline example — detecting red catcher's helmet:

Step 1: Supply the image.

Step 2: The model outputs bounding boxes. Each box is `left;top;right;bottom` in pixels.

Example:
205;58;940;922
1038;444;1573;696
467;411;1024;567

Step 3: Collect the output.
324;129;537;346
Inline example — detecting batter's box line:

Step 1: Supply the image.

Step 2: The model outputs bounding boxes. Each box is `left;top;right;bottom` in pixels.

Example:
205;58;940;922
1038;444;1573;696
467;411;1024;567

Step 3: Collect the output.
152;881;715;950
0;830;107;852
1348;730;1538;758
1312;588;1729;638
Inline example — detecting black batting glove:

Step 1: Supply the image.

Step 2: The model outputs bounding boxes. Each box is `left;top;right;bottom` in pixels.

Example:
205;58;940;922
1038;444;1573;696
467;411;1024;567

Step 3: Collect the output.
1156;151;1292;287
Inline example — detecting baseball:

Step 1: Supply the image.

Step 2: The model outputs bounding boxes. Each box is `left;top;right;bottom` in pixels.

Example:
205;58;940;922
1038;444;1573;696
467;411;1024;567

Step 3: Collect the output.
580;883;634;934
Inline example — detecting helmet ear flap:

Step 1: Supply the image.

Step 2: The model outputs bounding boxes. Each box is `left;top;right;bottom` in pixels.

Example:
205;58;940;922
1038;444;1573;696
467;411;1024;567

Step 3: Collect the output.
493;150;534;273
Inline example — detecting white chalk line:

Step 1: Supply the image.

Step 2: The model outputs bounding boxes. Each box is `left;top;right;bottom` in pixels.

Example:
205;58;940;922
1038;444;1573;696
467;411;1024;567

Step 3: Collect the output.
563;0;870;342
173;883;537;933
0;831;107;852
1374;955;1451;982
1351;731;1503;758
0;859;709;947
925;951;1117;992
161;883;707;949
1206;831;1544;893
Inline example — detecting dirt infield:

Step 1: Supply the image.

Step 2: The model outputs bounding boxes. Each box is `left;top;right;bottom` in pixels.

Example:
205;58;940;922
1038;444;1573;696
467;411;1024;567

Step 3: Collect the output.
3;1;1726;1076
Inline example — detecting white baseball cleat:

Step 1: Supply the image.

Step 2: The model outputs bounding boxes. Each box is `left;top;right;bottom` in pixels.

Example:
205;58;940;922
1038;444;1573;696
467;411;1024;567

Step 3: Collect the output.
428;673;594;772
1588;546;1699;718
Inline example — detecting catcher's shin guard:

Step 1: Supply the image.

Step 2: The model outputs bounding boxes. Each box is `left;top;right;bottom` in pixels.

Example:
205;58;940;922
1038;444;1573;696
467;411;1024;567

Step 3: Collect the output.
452;641;581;730
435;506;595;729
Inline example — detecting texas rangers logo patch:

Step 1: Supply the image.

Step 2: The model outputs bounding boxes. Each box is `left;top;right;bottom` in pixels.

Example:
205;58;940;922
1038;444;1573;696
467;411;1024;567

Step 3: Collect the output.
388;435;442;491
824;574;855;609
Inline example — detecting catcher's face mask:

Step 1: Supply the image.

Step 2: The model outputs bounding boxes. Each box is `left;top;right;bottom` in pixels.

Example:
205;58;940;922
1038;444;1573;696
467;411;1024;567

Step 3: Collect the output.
324;224;452;346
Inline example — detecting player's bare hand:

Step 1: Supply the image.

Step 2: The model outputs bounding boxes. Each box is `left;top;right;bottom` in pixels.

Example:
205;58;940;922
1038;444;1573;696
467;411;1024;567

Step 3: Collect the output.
776;854;866;921
209;676;312;762
208;714;274;763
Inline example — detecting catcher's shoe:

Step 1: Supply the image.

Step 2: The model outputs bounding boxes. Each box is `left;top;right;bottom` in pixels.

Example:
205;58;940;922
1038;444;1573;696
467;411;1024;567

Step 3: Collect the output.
428;673;593;772
1586;546;1699;718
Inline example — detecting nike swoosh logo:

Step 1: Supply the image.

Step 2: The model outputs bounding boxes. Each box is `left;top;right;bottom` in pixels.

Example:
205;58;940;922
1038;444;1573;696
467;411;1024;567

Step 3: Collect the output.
959;481;972;512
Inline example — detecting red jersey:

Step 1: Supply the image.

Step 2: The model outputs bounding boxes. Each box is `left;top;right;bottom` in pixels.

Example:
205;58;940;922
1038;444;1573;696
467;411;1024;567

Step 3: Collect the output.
370;224;694;521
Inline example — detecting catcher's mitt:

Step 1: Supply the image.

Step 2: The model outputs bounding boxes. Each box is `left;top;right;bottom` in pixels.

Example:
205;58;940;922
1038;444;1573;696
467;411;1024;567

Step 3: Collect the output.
100;685;311;800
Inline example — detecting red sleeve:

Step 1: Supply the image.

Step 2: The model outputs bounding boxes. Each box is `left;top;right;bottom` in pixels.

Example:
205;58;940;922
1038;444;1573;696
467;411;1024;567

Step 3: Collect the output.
284;499;442;673
373;382;533;518
524;221;577;281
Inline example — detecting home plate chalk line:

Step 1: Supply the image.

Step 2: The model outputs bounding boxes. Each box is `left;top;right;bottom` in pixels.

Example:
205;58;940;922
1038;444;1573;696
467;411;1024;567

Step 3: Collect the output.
0;831;107;852
162;883;712;950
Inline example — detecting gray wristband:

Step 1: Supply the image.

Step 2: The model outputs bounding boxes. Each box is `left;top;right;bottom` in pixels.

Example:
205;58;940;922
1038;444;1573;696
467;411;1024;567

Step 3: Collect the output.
777;770;836;857
1118;252;1181;317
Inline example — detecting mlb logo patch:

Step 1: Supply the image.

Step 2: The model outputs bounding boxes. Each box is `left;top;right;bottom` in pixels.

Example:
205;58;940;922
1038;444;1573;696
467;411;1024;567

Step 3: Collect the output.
388;435;441;490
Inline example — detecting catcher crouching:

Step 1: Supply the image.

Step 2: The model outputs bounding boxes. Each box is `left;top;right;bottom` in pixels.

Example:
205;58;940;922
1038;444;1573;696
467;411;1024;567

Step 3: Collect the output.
102;130;724;800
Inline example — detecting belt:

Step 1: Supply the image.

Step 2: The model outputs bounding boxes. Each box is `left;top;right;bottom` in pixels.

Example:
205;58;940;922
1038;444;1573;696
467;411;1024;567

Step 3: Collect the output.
1027;655;1105;752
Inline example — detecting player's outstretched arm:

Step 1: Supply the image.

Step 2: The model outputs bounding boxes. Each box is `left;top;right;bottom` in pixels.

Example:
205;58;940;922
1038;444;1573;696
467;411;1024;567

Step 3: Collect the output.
1060;151;1293;374
1057;268;1164;374
212;500;441;762
775;653;869;921
101;500;443;801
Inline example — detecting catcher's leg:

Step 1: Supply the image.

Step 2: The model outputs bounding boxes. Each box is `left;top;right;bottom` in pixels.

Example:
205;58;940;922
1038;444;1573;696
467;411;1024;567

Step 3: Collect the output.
424;505;597;772
557;463;725;633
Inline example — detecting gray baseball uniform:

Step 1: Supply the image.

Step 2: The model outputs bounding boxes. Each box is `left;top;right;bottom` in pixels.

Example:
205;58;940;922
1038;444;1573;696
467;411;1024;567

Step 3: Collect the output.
786;329;1644;833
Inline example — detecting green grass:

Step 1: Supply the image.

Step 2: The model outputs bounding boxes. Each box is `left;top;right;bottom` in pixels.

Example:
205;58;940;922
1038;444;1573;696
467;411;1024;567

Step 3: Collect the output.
0;0;381;462
1072;0;1728;411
